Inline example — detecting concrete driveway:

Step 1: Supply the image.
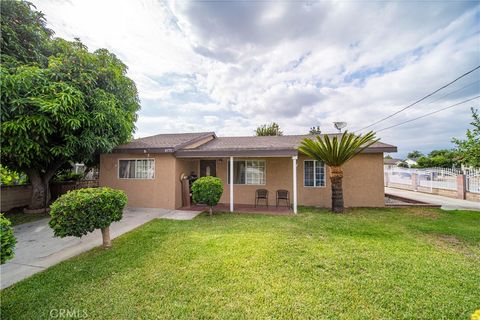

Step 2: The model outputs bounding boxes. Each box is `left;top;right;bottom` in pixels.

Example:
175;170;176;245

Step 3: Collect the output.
0;207;201;289
385;187;480;211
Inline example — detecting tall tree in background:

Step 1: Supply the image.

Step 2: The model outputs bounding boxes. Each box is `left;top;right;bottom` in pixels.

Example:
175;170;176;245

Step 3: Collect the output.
255;122;283;136
416;149;460;168
1;1;140;210
298;131;378;213
309;126;321;135
453;107;480;167
407;150;423;159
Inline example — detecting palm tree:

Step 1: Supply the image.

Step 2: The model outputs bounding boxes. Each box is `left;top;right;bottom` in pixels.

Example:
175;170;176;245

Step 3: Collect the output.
298;131;378;213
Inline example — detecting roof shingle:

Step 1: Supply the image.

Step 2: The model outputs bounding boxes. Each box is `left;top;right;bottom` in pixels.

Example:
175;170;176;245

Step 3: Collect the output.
114;132;215;152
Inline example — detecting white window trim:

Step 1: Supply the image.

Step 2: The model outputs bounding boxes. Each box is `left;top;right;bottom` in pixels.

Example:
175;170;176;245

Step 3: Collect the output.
303;160;326;188
118;158;155;180
227;159;267;185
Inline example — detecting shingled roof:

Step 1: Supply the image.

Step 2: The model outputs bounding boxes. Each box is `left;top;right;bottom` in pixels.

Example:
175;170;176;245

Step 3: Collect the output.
113;132;216;153
175;134;397;157
113;132;396;156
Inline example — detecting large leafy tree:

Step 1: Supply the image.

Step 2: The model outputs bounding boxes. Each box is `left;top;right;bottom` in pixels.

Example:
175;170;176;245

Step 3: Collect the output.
0;0;53;65
298;132;378;213
1;1;140;210
416;149;460;168
452;107;479;168
255;122;283;136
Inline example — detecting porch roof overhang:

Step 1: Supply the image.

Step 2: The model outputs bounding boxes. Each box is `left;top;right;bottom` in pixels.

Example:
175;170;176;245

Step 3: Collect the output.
175;148;298;158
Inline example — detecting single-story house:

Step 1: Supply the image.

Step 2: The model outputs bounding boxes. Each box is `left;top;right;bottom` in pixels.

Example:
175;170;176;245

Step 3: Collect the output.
384;158;404;169
99;132;397;213
405;158;418;167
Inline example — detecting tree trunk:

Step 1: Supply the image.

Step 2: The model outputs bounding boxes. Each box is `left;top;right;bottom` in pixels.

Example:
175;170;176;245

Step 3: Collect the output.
209;207;213;216
101;227;112;248
26;170;53;210
330;166;344;213
25;162;64;210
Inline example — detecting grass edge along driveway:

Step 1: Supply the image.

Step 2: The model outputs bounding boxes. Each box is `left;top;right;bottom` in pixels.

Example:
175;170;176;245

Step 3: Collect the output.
1;207;479;319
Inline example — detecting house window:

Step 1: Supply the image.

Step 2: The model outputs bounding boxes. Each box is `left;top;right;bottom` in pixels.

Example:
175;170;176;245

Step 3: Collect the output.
304;160;325;187
119;159;155;179
228;160;266;185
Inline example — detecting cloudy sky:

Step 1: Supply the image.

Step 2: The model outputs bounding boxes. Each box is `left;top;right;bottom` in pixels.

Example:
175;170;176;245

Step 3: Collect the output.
33;0;479;157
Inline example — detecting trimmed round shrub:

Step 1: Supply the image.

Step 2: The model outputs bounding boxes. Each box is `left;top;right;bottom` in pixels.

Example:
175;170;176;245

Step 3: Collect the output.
191;176;223;215
1;213;16;264
49;187;127;247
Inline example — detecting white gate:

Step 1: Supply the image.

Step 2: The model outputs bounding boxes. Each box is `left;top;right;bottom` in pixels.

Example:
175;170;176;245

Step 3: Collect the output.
466;168;480;194
417;169;433;192
429;167;460;191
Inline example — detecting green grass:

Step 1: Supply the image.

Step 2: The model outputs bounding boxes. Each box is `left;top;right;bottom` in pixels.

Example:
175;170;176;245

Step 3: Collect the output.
3;207;50;226
1;207;479;319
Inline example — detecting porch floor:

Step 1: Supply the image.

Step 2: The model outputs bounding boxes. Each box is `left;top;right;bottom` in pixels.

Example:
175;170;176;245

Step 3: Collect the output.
181;203;294;215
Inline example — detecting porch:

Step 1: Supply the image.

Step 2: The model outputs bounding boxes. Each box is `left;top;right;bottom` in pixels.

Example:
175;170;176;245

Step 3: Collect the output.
177;154;299;214
181;203;294;215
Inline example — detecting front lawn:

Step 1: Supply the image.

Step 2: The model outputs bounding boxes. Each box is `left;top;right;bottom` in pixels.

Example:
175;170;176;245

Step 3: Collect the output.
1;207;479;319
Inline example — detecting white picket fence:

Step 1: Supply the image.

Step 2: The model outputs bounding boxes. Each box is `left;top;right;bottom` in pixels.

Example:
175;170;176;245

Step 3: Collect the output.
465;168;480;194
385;167;463;191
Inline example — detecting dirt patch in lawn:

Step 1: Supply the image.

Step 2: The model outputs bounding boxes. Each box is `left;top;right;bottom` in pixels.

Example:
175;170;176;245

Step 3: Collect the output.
427;234;478;258
404;208;440;219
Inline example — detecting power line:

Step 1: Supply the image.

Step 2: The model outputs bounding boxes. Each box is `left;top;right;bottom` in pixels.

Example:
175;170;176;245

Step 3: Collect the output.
425;79;480;105
355;65;480;132
375;95;480;133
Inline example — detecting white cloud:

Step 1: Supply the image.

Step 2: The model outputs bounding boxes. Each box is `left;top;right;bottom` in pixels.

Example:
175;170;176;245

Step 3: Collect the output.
33;0;480;157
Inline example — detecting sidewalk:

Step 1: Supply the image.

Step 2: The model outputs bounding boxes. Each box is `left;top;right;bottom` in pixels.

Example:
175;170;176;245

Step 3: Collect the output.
0;207;201;289
385;187;480;211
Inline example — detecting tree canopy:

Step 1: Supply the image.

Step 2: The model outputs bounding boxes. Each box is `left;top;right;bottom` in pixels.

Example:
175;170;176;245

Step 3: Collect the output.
0;0;53;65
0;1;140;209
452;107;479;168
407;150;423;159
415;149;460;168
255;122;283;136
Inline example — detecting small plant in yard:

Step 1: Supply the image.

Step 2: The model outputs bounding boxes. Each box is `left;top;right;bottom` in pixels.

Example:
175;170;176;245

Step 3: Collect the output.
49;187;127;248
0;213;16;264
191;176;223;216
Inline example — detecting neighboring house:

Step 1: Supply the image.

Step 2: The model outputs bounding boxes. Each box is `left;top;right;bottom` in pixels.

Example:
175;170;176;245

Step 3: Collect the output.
99;132;397;213
384;158;404;169
405;158;418;167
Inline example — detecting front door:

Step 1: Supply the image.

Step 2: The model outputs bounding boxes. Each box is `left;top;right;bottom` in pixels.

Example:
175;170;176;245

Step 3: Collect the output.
200;160;216;177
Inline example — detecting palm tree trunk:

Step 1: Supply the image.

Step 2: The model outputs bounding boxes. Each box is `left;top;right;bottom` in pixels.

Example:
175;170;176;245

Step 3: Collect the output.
330;166;344;213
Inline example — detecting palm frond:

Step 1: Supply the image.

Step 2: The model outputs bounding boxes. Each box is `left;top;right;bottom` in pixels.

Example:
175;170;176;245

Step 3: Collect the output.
298;131;378;166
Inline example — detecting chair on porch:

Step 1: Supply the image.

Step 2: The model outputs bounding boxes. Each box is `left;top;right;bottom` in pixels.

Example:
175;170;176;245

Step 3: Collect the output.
255;189;269;207
276;189;290;208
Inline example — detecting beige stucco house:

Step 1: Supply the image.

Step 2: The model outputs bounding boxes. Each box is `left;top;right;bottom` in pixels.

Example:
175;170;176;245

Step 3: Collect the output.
99;132;397;213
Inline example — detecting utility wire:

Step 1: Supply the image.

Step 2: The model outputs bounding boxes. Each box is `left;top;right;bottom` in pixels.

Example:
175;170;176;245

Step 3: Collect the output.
425;79;480;105
375;95;480;133
355;65;480;132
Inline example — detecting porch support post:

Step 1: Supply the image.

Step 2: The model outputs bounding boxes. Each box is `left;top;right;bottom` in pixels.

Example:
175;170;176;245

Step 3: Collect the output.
292;155;298;214
230;156;234;212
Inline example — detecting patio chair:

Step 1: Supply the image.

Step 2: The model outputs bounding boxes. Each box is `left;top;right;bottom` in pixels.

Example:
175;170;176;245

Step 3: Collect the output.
255;189;269;207
276;189;290;208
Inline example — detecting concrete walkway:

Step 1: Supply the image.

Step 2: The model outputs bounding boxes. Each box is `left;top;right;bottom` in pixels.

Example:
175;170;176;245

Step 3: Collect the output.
0;207;201;289
385;187;480;211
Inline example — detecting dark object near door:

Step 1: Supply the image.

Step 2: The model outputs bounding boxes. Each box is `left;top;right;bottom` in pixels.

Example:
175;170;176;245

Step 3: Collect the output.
200;160;216;177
